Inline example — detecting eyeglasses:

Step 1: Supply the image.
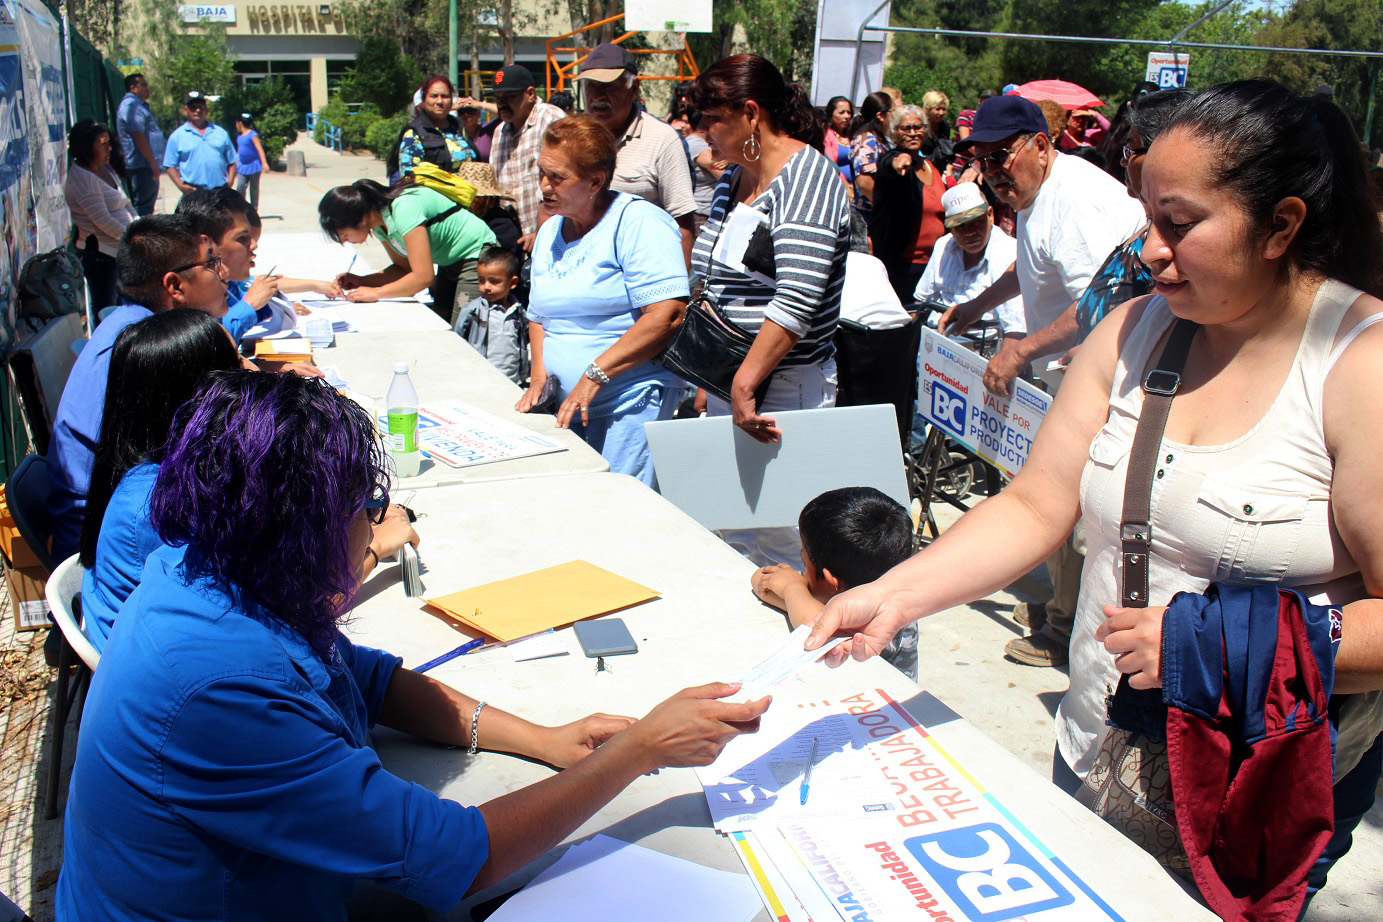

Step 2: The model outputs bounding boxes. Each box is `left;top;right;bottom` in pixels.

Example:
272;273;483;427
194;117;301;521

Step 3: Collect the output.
364;485;390;525
896;124;926;134
170;252;224;276
1121;143;1149;165
972;135;1034;174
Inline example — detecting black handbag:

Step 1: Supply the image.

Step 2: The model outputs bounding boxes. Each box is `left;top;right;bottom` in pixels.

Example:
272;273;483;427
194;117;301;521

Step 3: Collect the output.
654;295;771;405
654;169;772;407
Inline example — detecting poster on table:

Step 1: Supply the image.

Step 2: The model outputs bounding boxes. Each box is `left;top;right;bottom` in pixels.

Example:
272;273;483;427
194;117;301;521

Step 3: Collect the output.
0;0;31;333
378;400;567;469
700;683;1127;921
9;0;67;253
916;329;1050;479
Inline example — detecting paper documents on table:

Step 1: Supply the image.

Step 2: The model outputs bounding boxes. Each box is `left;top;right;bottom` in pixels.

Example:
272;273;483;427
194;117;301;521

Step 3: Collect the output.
424;560;658;642
487;835;760;922
376;400;566;469
698;678;1130;921
739;624;849;698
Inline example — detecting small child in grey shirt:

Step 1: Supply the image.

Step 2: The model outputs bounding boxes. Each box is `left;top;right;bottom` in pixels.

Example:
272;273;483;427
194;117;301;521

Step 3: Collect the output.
454;246;527;385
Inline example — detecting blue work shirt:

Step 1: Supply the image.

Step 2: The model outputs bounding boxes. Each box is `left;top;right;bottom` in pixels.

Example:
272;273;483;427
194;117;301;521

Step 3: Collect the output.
47;304;153;562
59;544;488;920
81;462;161;652
162;120;236;188
222;279;260;343
115;92;166;171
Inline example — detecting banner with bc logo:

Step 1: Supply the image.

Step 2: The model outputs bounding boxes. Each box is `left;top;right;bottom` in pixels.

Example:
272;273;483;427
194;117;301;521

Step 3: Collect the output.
917;330;1050;478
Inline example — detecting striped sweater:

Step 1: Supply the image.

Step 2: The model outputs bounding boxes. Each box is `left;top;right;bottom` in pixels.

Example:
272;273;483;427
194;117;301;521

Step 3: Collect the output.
690;146;851;368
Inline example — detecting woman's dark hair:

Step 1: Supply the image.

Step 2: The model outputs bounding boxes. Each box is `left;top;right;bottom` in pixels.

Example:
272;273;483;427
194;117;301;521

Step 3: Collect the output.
79;310;241;568
236;112;255;127
1126;88;1192;148
150;370;389;655
68;119;109;167
825;95;851;126
689;54;822;151
1160;80;1383;298
318;178;417;242
849;91;893;140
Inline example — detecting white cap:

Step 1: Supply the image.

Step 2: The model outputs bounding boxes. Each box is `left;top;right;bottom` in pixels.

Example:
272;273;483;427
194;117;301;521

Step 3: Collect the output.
941;182;990;228
393;361;409;374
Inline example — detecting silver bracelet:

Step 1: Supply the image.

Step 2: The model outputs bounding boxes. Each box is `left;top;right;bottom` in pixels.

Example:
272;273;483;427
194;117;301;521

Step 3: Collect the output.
583;361;611;385
468;701;486;755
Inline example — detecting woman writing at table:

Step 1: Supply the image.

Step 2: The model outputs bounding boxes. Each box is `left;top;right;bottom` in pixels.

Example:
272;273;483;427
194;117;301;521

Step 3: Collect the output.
59;370;770;920
318;177;496;325
514;116;690;487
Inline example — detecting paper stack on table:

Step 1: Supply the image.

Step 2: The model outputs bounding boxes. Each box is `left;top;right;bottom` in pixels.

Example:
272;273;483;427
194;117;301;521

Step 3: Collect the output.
487;835;760;922
696;666;1130;921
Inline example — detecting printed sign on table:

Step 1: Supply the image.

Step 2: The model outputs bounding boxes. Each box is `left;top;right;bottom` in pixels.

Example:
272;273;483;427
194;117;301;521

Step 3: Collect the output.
379;399;567;469
916;329;1050;478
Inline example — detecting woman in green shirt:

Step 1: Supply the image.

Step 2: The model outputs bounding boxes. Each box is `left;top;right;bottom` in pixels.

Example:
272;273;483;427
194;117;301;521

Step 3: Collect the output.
319;179;497;324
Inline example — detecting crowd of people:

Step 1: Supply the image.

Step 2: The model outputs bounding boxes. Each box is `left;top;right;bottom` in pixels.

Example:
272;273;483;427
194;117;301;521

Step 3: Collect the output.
46;39;1383;920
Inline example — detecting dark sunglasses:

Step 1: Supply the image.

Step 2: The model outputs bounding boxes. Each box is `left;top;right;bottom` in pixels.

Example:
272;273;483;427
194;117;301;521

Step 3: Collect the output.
364;484;391;525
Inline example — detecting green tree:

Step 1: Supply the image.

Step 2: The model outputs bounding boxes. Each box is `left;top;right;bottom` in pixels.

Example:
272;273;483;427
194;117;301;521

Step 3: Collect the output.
337;36;424;114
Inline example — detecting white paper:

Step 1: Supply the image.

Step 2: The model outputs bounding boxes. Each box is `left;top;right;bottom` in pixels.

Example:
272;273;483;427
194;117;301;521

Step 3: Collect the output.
710;203;776;288
508;631;570;662
738;624;849;697
488;834;760;922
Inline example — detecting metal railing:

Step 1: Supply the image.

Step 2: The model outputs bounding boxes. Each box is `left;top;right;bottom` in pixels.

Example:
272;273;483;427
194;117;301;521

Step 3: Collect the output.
305;112;342;152
545;14;700;96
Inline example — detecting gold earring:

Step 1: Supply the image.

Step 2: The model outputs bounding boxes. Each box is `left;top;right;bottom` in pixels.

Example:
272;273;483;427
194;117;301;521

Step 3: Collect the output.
742;132;761;162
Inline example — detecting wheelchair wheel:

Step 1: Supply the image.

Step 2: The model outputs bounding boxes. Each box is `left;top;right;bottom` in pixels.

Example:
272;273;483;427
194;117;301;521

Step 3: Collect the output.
935;451;976;500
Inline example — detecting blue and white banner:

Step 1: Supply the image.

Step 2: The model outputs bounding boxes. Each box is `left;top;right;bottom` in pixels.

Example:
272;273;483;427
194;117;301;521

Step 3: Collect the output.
10;0;68;253
0;0;31;332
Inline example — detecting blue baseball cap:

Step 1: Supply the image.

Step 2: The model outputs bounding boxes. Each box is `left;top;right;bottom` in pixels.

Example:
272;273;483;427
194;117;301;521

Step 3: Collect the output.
954;96;1047;152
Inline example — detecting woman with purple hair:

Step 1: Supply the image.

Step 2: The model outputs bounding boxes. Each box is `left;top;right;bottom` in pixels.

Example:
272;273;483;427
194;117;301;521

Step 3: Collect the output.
58;370;770;920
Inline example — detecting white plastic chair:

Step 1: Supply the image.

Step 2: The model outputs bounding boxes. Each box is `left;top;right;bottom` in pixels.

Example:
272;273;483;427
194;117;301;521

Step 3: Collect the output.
44;553;96;818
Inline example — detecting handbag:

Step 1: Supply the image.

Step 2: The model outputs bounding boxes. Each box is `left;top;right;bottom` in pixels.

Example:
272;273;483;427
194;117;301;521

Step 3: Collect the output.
654;171;772;407
1075;316;1198;873
655;296;771;405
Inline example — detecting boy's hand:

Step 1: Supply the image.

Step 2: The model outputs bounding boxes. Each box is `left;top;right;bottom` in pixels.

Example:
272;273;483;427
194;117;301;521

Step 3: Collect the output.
751;563;806;609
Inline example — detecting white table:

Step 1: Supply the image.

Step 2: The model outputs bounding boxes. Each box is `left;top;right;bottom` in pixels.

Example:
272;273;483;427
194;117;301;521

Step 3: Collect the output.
343;475;1212;921
319;330;609;486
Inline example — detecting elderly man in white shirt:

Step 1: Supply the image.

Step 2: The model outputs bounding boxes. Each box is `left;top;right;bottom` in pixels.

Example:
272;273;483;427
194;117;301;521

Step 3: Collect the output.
938;96;1144;670
913;183;1023;332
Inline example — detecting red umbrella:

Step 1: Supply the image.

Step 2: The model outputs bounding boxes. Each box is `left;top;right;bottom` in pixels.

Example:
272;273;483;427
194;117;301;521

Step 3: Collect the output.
1016;79;1105;110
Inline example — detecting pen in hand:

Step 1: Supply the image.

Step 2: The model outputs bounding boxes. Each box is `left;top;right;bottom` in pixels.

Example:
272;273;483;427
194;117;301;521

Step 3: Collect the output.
800;736;818;806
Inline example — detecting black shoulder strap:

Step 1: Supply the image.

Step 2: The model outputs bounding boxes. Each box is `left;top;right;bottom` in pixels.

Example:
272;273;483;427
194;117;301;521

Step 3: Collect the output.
423;203;464;228
1120;317;1198;608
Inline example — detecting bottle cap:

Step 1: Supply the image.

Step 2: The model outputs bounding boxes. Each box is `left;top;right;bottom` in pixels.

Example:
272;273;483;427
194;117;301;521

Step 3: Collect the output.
393;362;409;374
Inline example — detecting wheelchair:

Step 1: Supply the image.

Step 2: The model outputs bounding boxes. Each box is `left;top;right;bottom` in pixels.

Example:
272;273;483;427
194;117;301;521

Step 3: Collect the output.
833;301;1005;548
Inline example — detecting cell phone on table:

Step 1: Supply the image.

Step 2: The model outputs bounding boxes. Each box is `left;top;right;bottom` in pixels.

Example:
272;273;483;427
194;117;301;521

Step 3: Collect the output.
573;618;638;657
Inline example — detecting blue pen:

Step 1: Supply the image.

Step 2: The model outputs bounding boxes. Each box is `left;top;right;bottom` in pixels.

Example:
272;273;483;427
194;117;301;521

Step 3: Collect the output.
800;736;819;806
416;637;486;674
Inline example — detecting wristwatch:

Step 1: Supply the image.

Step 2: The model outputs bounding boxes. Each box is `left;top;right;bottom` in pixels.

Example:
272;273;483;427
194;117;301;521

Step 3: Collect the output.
583;361;611;385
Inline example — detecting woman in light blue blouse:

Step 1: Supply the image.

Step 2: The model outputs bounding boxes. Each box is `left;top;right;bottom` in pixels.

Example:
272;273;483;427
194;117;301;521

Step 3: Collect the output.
515;115;690;486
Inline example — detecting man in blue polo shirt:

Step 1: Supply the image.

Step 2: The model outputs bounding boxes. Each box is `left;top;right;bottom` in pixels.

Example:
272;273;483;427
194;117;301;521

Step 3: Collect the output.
46;214;229;561
115;73;166;215
163;91;236;195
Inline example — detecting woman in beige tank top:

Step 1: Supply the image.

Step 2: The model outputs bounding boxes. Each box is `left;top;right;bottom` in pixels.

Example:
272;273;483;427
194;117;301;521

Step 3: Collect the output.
805;80;1383;904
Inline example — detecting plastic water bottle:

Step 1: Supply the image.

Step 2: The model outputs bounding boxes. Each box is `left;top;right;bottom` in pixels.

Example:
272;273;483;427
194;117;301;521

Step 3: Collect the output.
386;362;421;478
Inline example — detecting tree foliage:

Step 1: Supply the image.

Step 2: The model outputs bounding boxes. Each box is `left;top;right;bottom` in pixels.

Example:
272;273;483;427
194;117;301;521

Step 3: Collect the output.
337;36;424;114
